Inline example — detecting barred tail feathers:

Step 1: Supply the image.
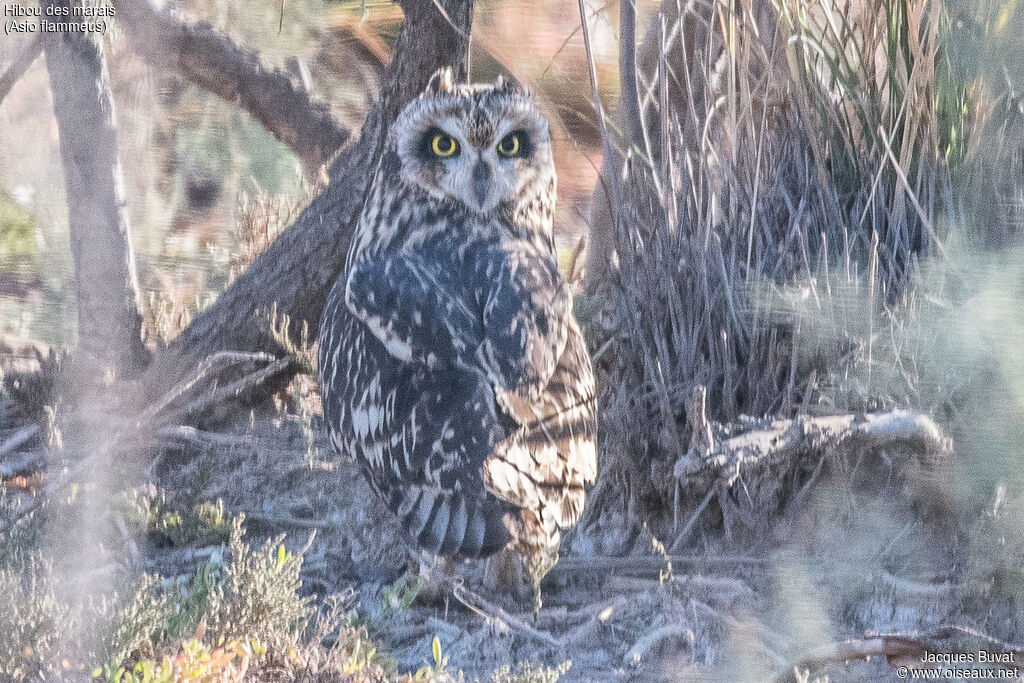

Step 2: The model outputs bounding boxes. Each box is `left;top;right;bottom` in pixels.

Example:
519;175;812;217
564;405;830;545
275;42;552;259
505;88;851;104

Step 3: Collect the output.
389;486;511;559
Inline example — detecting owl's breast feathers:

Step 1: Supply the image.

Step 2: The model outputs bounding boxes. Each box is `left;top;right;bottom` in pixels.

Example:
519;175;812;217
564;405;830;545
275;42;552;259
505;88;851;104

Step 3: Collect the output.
320;203;597;566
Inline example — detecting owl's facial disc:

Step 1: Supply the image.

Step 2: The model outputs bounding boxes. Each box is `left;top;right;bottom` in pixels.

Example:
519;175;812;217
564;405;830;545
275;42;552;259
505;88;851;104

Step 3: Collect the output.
394;82;553;216
410;122;538;213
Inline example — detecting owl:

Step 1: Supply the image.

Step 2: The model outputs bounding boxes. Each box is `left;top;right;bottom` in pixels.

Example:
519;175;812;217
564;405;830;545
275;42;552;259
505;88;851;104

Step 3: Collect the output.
318;70;597;591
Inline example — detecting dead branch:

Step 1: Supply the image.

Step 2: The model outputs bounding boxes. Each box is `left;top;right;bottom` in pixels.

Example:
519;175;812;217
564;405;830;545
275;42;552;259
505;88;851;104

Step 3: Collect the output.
440;576;562;649
604;573;753;598
0;449;44;479
0;35;42;105
154;425;253;448
773;635;938;682
137;351;279;423
623;624;692;667
674;409;948;482
110;0;348;176
548;553;768;580
179;357;291;417
558;596;630;647
0;425;40;461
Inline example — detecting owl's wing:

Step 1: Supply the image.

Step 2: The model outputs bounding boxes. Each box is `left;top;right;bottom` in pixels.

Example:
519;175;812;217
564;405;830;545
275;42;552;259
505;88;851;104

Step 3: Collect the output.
476;244;572;400
345;250;482;366
345;242;571;399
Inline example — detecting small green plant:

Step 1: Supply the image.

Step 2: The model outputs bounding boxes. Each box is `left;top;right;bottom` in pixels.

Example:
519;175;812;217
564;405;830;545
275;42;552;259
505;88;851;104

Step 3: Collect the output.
411;635;449;681
165;560;224;639
381;575;424;613
201;515;314;653
124;489;234;547
342;636;379;676
160;498;233;547
98;574;178;674
0;559;175;680
0;556;80;679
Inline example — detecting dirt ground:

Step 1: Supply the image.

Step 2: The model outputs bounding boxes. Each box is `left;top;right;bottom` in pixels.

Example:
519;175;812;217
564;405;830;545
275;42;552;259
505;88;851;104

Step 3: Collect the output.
136;402;977;682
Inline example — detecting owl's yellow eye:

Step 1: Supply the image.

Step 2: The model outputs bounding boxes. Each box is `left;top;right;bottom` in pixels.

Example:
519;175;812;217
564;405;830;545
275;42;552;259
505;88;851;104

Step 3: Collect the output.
497;133;521;157
431;133;458;157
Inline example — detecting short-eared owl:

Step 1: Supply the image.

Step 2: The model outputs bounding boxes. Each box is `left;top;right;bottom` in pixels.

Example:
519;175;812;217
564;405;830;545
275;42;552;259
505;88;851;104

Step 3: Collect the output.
318;69;597;586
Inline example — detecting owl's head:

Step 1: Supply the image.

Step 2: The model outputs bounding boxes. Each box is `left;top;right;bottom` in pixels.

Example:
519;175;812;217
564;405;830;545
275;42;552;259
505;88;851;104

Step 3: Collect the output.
392;69;554;215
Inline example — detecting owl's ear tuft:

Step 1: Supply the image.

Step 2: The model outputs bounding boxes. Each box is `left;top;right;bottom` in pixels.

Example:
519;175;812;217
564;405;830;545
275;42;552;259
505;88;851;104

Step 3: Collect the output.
426;68;457;94
495;74;530;98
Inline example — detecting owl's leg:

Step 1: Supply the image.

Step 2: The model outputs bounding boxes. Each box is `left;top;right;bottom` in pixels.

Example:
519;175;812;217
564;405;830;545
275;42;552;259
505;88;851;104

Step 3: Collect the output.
481;548;532;607
524;548;560;617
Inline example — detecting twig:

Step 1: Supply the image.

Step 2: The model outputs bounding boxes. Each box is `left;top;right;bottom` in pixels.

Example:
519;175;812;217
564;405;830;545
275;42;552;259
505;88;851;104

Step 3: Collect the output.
792;451;827;507
669;486;716;552
243;512;322;529
154;425;254;447
115;514;143;566
179;357;291;418
297;528;317;557
135;351;279;427
549;553;768;579
604;573;753;598
0;35;43;105
558;596;630;647
876;570;955;597
878;125;946;257
623;624;692;667
441;576;561;649
0;425;40;460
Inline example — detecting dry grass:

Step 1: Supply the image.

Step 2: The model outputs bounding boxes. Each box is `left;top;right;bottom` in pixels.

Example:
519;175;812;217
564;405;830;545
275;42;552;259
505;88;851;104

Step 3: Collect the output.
583;0;1023;535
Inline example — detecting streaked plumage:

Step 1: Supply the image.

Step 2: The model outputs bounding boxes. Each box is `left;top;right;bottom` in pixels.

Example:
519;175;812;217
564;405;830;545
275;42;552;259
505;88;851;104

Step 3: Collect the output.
318;70;597;584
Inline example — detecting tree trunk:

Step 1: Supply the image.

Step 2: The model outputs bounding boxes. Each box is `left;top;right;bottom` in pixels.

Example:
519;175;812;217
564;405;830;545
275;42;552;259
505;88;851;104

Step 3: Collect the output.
43;0;150;378
140;0;474;400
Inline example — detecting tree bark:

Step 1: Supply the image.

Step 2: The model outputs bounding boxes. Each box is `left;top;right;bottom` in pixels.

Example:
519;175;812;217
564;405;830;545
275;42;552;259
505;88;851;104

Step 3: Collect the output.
42;0;150;378
110;0;349;177
140;0;474;399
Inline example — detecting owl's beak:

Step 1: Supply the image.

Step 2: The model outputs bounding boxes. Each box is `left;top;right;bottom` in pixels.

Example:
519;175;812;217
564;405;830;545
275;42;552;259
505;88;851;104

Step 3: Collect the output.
472;159;491;207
